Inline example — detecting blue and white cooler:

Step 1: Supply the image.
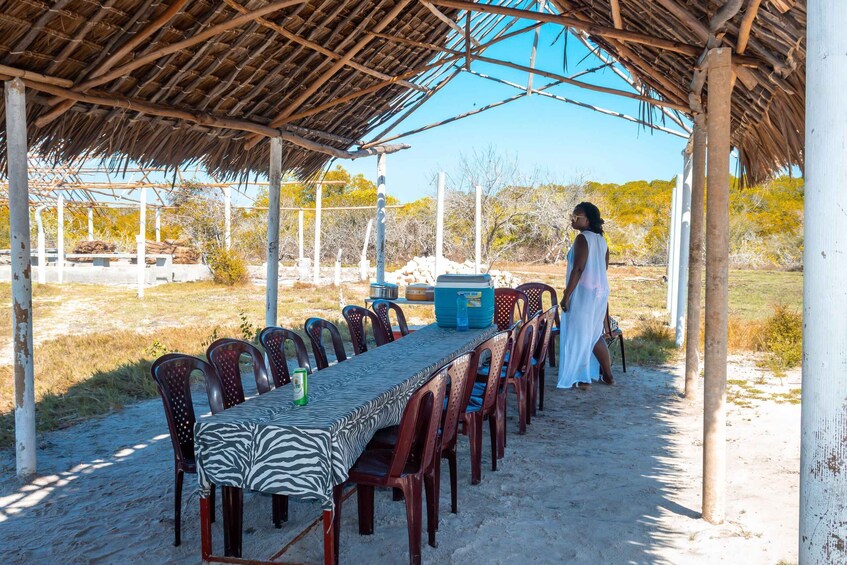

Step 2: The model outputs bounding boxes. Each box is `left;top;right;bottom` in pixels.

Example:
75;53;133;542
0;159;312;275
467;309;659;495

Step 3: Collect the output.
434;273;495;328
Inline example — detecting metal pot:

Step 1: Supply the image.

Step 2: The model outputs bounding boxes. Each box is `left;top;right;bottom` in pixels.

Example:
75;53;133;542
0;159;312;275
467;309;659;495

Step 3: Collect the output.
406;284;434;301
369;282;399;300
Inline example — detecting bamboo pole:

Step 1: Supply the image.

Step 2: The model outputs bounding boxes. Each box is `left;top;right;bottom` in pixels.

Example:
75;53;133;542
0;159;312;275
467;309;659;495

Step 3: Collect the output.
800;2;847;562
313;182;322;285
610;0;623;29
5;79;35;479
702;47;733;525
684;117;707;400
266;139;282;326
375;155;387;284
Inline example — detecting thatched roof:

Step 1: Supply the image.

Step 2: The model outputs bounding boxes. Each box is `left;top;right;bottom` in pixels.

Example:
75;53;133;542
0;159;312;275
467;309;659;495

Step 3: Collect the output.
0;1;805;182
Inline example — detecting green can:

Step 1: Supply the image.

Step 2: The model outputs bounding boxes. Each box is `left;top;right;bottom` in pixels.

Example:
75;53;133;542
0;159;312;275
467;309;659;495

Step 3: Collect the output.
292;368;308;406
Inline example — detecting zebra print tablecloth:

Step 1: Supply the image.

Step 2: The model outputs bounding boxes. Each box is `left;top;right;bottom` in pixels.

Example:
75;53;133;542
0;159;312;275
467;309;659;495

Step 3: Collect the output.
194;323;496;509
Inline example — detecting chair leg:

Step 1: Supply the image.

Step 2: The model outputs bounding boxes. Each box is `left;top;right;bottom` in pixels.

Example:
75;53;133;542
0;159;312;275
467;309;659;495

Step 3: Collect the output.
620;337;627;373
174;468;184;547
539;366;546;411
496;393;507;458
272;494;288;528
529;369;538;419
424;467;437;548
222;486;243;558
392;488;404;501
516;382;526;435
447;450;458;514
488;413;498;472
356;484;375;535
468;414;483;485
547;336;556;368
525;376;533;425
332;484;344;563
209;483;216;524
402;476;423;565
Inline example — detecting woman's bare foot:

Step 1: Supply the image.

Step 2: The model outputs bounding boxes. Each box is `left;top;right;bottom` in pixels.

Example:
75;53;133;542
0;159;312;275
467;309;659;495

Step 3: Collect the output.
575;382;591;391
599;374;615;385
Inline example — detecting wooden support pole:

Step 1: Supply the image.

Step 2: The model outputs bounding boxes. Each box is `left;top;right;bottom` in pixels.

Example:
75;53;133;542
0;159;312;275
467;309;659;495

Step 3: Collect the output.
35;206;46;284
224;185;232;250
137;188;146;298
375;155;387;284
6;78;36;479
800;1;847;562
684;118;707;400
88;207;94;241
475;184;482;274
675;151;693;347
313;182;322;285
702;47;733;525
435;172;445;278
266;139;282;326
57;194;65;284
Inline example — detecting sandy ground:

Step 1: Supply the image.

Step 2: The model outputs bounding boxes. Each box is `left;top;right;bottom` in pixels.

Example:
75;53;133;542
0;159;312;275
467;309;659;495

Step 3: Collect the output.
0;357;800;564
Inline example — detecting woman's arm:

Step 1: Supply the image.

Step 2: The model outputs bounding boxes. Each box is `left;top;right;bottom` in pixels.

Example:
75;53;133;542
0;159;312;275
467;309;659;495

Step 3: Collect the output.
561;234;588;312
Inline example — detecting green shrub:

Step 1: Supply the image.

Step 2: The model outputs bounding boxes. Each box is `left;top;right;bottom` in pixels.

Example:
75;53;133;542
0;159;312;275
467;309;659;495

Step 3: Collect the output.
207;246;248;286
758;304;802;374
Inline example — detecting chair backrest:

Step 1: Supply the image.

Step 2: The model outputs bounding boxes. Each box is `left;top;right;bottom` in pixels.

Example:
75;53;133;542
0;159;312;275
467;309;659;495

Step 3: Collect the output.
534;306;558;365
515;282;558;318
342;305;390;355
371;300;410;342
441;351;474;453
151;353;216;464
259;326;312;389
467;331;510;415
504;312;540;380
388;369;448;478
304;317;348;370
205;338;258;412
493;288;528;331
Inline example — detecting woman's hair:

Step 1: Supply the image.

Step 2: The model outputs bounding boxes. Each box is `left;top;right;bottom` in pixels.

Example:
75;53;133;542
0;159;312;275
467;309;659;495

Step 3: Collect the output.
574;202;605;235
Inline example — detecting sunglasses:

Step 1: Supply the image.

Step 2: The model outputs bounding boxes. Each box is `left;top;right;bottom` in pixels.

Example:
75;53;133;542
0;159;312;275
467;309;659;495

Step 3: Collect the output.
571;214;586;221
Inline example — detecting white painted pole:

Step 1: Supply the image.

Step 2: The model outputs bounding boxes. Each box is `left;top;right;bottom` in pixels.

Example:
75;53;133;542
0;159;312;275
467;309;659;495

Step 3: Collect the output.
6;78;36;479
266;138;282;326
475;184;482;274
87;207;94;241
360;218;373;281
35;206;46;284
435;171;445;277
375;154;387;284
675;152;693;347
669;174;684;324
57;194;64;285
666;177;679;314
313;183;323;285
155;207;161;243
801;2;847;562
702;47;732;526
136;188;146;298
298;209;304;259
334;248;342;287
224;185;232;250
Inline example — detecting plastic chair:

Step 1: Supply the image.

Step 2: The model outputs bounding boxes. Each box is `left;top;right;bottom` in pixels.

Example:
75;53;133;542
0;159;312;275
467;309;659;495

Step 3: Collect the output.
371;299;410;342
498;312;540;439
604;311;627;373
205;339;288;528
493;288;528;331
304;317;348;370
529;306;557;414
460;331;510;484
151;353;217;546
342;304;390;355
332;369;448;565
259;327;312;389
516;282;560;368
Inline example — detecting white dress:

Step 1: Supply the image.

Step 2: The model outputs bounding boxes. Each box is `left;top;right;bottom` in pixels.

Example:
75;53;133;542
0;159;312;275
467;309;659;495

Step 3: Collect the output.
557;230;610;388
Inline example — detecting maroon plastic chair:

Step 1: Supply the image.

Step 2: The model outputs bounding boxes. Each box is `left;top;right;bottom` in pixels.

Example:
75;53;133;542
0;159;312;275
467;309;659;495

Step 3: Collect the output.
498;312;540;440
371;299;410;342
460;331;510;484
304;317;348;370
332;369;448;565
259;326;312;388
205;339;288;528
151;353;217;546
342;304;390;355
516;282;560;368
493;288;528;331
530;306;558;413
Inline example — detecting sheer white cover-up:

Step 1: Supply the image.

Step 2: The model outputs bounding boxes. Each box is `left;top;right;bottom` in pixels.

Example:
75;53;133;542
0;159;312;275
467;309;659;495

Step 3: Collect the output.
557;231;610;388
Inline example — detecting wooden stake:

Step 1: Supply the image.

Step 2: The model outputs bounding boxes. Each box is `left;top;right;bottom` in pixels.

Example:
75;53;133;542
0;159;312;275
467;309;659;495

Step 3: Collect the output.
266;139;282;326
684;118;706;400
703;47;733;525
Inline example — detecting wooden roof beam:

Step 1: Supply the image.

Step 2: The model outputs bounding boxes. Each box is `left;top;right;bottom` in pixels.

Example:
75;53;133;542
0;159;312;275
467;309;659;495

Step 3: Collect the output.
419;0;481;47
610;0;623;29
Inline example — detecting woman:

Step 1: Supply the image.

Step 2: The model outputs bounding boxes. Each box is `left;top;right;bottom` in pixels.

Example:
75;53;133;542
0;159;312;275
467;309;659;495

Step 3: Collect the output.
557;202;615;390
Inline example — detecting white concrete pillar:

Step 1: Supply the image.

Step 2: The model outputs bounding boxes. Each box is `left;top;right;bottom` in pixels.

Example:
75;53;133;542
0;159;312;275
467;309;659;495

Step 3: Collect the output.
801;2;847;562
375;155;387;284
298;209;304;259
475;184;482;274
155;207;161;243
137;188;146;298
675;160;693;347
57;194;64;284
224;185;231;250
360;218;373;281
435;171;445;277
87;207;94;241
667;177;680;316
334;248;342;287
5;78;36;479
669;174;685;325
266;138;282;326
313;183;322;285
35;206;46;284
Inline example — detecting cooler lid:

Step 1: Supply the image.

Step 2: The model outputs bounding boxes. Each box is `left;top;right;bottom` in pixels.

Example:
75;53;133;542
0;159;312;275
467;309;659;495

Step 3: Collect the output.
435;273;493;287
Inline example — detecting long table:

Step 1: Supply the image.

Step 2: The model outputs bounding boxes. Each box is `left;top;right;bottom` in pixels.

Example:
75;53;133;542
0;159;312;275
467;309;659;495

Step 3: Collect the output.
194;323;496;563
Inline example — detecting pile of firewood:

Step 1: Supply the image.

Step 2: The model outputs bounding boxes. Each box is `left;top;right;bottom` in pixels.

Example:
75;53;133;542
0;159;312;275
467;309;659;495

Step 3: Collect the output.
145;239;201;264
71;240;117;262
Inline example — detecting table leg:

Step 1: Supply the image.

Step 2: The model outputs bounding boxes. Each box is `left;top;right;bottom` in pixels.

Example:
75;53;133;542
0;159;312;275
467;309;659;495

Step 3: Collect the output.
222;486;243;557
323;509;335;565
200;496;212;561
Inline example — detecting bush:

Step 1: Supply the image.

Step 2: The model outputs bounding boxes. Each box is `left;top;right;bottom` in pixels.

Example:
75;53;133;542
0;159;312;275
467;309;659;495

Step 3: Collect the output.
758;304;802;374
207;247;249;286
626;317;677;365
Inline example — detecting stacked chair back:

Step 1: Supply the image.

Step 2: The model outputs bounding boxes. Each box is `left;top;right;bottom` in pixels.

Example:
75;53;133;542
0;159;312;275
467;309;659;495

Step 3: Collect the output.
515;282;558;317
304;317;348;370
442;352;474;454
493;288;528;331
342;304;390;355
500;313;540;437
532;306;558;412
151;353;218;546
259;326;312;389
371;299;410;342
205;338;258;412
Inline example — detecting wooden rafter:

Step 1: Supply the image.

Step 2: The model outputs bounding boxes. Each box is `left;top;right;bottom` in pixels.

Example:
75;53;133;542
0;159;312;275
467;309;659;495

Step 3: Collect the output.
610;0;623;29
